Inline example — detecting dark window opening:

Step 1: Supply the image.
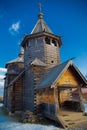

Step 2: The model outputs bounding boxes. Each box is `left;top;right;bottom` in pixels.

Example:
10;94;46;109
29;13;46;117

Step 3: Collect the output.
51;60;54;63
45;37;50;45
45;37;57;47
51;39;57;46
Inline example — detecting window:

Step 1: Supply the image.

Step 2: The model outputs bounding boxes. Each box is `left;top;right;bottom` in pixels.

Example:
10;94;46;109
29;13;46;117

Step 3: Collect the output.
51;39;57;46
45;37;50;45
51;60;54;63
45;37;57;47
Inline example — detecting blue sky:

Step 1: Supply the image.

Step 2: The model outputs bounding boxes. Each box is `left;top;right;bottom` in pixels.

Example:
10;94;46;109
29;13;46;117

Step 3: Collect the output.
0;0;87;92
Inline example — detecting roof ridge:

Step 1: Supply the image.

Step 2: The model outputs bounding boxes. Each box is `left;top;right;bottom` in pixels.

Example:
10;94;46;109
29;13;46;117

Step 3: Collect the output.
31;58;46;66
30;14;53;34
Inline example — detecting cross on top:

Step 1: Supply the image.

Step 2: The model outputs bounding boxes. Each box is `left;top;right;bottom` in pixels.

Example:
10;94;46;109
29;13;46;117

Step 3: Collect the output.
39;3;42;12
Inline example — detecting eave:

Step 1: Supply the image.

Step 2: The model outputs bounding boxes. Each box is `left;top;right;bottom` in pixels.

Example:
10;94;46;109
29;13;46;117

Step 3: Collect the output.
21;31;62;47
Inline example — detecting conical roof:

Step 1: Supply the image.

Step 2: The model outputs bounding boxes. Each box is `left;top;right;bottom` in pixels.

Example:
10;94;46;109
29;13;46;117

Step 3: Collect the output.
6;48;24;67
31;12;53;34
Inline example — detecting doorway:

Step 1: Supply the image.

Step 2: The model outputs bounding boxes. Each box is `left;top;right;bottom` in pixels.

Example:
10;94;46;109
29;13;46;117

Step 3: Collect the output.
58;86;81;112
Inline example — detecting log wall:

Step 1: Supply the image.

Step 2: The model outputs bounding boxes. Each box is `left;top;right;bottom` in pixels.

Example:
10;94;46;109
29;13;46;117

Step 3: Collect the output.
7;63;24;74
58;68;80;86
24;37;45;66
4;62;24;112
4;75;17;109
24;36;60;69
11;76;24;112
44;43;60;69
23;66;34;111
37;88;54;104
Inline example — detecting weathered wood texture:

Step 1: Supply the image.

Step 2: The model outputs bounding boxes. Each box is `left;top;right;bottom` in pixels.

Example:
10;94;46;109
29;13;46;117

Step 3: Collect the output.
36;88;56;118
4;75;24;113
23;66;34;111
11;76;24;112
4;62;24;112
23;35;61;113
58;68;81;86
82;93;87;101
24;36;60;68
24;37;44;66
4;74;17;108
36;67;84;118
81;88;87;101
7;63;24;74
4;87;12;111
57;68;83;110
44;43;60;69
33;66;46;86
58;87;81;105
37;88;54;104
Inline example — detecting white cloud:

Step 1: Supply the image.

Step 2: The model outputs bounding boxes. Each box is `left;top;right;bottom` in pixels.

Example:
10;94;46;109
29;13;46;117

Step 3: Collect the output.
0;68;6;90
0;82;4;88
9;21;20;35
0;80;4;89
0;68;7;73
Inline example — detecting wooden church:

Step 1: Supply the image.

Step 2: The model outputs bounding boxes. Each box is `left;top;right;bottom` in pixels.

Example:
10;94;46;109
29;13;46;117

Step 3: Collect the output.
4;8;87;128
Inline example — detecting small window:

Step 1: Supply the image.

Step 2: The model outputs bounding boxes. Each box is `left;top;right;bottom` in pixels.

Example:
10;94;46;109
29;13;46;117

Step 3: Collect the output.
51;60;54;63
45;37;57;47
51;39;57;46
45;37;50;45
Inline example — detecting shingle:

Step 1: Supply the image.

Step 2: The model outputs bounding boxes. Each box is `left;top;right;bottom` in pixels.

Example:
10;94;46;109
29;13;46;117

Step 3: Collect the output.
8;69;25;87
6;57;24;64
31;13;53;34
38;60;87;89
6;48;24;67
31;58;46;66
38;60;70;89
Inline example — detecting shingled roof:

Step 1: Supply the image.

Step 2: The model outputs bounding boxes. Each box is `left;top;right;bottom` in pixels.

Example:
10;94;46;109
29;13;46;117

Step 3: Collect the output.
6;57;24;64
8;69;25;88
38;60;87;89
31;58;46;66
6;48;24;67
30;12;53;34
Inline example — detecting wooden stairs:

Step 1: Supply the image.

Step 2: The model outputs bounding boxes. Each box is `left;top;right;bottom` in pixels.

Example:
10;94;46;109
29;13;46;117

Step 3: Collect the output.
57;110;87;128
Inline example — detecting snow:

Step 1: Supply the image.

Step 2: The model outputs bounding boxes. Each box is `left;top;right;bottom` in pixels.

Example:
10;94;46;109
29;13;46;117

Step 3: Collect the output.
0;103;63;130
0;123;59;130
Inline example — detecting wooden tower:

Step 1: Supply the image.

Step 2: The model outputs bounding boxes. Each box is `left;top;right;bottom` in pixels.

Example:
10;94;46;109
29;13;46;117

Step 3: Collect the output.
21;10;62;112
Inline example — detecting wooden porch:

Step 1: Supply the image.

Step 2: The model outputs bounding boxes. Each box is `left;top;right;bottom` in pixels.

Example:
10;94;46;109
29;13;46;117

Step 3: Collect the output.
58;110;87;128
58;86;83;112
41;85;86;128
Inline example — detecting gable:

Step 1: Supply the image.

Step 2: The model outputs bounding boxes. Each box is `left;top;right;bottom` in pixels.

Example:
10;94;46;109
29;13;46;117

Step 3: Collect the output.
38;61;69;89
37;60;86;89
58;68;80;86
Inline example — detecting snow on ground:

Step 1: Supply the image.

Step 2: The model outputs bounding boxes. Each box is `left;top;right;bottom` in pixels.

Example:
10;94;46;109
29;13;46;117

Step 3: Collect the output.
0;123;63;130
0;103;63;130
